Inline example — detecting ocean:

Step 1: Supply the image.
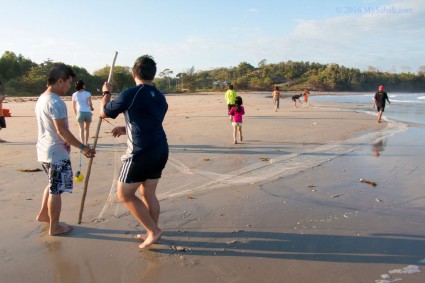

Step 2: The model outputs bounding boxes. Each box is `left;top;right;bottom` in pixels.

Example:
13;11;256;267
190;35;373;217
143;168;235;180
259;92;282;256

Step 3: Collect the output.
312;92;425;125
311;92;425;223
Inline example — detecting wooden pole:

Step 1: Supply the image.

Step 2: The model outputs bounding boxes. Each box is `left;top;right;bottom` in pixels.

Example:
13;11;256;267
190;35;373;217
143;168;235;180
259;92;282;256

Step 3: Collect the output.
78;51;118;224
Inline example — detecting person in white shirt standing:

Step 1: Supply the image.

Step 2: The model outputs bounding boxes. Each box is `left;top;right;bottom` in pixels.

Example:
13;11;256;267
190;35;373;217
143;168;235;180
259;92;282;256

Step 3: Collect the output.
72;80;94;145
35;64;95;236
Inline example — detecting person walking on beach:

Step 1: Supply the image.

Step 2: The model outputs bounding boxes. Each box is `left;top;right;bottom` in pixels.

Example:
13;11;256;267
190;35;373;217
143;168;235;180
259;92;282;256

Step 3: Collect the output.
229;96;245;144
272;86;281;112
100;55;168;249
35;63;96;236
292;94;302;108
0;81;6;142
303;88;310;107
225;84;237;119
72;80;94;145
373;85;390;123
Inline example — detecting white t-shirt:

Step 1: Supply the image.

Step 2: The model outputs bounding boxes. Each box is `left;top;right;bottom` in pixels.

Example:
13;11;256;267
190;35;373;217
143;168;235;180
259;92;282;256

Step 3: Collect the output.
72;90;92;112
35;93;71;163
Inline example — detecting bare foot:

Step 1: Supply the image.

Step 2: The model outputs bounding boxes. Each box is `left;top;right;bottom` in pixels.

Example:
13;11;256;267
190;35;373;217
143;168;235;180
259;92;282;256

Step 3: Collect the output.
49;223;73;236
233;141;237;144
36;214;50;223
136;233;147;241
139;229;162;249
240;136;243;142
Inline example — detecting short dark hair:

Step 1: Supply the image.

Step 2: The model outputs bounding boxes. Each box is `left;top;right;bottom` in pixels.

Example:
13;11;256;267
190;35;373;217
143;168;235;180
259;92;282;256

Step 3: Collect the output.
75;79;85;91
47;63;76;86
132;55;157;80
229;84;234;90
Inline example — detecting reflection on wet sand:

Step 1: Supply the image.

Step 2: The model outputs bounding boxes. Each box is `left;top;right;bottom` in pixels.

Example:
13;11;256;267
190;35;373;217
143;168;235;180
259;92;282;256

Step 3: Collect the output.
372;137;387;157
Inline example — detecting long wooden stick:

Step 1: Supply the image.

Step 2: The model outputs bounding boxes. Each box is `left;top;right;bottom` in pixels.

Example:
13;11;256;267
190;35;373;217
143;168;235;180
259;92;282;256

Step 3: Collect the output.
78;51;118;224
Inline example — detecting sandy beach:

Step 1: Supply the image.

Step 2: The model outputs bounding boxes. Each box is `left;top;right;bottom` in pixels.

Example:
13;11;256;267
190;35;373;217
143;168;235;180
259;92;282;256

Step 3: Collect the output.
0;92;424;283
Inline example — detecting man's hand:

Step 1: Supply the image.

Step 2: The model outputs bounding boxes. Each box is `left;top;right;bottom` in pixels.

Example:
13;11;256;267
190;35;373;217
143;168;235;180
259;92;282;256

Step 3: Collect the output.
111;126;126;137
102;82;113;93
81;145;96;158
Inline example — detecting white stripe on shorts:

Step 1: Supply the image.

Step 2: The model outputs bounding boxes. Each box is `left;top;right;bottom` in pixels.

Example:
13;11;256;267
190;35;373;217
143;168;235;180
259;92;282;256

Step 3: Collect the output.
119;156;132;183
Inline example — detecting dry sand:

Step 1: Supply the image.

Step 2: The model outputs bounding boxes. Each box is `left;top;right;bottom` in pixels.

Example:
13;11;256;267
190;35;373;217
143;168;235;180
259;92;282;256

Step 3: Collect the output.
0;92;424;283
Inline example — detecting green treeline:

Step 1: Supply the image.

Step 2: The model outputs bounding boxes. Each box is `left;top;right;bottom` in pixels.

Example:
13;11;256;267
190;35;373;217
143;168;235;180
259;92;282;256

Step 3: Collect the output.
0;51;134;96
1;51;424;96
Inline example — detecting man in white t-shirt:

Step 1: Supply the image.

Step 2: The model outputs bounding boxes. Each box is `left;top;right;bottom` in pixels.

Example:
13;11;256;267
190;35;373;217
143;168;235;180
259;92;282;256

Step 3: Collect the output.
35;63;96;236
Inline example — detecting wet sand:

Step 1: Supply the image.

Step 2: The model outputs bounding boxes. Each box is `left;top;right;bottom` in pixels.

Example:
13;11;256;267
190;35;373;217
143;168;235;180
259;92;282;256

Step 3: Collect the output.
0;92;424;282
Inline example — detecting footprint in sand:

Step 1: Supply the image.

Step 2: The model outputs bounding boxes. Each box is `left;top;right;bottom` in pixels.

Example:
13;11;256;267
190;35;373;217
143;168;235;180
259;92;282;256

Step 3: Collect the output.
0;249;13;262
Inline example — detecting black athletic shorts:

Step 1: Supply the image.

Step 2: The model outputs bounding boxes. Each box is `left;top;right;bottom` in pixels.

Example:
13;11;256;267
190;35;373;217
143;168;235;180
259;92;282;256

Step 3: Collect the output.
118;141;169;183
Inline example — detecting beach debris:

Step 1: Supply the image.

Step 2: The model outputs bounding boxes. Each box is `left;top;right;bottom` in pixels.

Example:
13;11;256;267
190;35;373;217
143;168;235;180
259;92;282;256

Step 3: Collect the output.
187;196;195;201
232;229;244;233
331;194;343;198
375;198;383;203
360;178;377;187
17;168;42;172
183;210;192;219
203;158;210;161
308;185;317;192
170;245;191;252
260;157;270;162
226;240;240;245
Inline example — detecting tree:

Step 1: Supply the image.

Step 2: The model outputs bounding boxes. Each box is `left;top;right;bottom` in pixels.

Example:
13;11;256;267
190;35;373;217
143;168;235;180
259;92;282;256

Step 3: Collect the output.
236;62;255;77
158;68;174;89
93;65;132;93
0;51;36;81
181;66;195;91
258;59;267;68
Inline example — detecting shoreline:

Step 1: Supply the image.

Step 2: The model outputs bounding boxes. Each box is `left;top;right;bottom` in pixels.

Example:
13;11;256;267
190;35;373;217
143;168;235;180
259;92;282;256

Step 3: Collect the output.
0;90;408;101
1;92;424;282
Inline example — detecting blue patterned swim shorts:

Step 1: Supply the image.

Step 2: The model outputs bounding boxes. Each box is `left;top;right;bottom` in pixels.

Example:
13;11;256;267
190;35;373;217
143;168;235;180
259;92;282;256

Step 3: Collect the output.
42;159;73;195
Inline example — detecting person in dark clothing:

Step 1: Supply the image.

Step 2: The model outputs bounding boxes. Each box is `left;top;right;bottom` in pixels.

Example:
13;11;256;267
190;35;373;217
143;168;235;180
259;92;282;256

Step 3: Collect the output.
373;85;390;123
100;55;168;249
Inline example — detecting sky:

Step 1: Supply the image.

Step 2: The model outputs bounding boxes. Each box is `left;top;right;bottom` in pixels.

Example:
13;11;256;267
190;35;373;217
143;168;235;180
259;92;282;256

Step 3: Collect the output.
0;0;424;75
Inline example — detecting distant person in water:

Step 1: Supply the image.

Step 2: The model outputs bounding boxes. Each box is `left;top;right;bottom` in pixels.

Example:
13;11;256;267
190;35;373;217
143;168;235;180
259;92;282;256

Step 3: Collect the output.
373;85;390;123
303;89;310;107
272;86;281;112
292;94;302;108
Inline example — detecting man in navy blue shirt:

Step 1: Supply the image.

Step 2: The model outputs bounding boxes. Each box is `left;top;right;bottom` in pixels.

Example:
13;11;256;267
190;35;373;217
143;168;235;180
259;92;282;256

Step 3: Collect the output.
373;85;390;123
100;55;168;248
